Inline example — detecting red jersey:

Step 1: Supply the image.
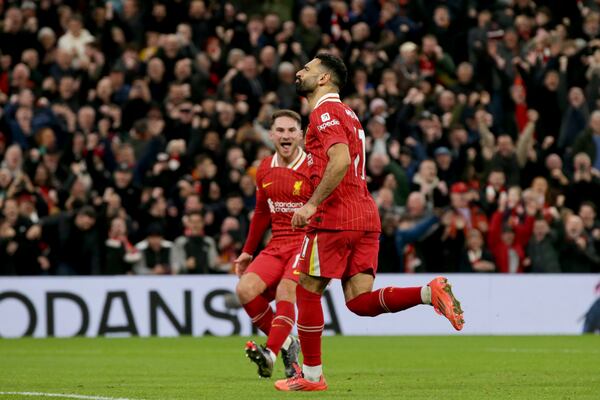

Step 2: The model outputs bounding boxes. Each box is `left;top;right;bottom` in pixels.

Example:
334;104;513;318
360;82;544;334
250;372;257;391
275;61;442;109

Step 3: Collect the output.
305;93;381;232
242;150;313;254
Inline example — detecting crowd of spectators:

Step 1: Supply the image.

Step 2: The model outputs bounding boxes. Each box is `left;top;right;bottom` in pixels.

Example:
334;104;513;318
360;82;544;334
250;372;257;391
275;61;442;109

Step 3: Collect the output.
0;0;599;275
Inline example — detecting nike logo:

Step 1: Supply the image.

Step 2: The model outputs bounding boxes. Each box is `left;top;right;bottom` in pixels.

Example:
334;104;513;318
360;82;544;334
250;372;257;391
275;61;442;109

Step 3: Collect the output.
262;182;274;188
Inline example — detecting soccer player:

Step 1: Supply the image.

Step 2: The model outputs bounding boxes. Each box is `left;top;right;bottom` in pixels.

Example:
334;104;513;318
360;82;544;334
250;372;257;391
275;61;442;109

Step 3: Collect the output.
274;54;465;391
234;109;312;378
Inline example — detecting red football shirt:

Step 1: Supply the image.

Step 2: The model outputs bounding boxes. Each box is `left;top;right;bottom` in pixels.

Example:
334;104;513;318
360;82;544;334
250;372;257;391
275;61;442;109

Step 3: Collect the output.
242;150;313;254
305;93;381;232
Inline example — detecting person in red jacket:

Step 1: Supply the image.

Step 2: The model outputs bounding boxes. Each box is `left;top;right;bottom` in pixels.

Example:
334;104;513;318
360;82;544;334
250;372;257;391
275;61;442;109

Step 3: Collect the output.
488;191;536;273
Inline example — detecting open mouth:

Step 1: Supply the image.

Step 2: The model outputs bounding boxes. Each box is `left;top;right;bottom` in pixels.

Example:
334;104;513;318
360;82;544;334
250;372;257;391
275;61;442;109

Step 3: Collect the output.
280;142;292;151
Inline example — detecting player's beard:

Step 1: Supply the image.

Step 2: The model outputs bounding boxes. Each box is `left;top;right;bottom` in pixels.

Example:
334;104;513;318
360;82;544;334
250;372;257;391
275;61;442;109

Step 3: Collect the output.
295;77;316;97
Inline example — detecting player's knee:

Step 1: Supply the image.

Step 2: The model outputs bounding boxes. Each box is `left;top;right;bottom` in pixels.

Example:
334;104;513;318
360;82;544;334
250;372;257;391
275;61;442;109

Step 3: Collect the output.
299;274;329;294
276;280;297;302
236;278;260;304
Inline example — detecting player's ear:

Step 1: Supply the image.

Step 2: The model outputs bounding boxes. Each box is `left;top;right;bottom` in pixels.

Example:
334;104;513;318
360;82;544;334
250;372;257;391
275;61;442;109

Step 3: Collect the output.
319;71;330;86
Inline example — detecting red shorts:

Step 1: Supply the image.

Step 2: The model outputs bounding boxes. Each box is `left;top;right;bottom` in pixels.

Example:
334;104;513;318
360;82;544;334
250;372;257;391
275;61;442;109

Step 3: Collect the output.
245;238;301;293
298;229;379;280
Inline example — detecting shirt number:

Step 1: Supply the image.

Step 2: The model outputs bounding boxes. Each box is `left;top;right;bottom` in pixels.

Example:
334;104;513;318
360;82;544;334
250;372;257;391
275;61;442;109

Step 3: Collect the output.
354;128;366;180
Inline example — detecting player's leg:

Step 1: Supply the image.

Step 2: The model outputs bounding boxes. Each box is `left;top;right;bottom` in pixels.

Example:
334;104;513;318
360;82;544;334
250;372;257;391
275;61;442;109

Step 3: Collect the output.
266;277;299;377
241;251;289;378
344;273;464;330
266;252;300;360
275;231;342;391
236;272;272;334
236;252;282;335
246;277;299;379
343;231;427;314
273;272;330;390
295;271;329;378
343;232;464;330
246;248;302;378
343;272;426;316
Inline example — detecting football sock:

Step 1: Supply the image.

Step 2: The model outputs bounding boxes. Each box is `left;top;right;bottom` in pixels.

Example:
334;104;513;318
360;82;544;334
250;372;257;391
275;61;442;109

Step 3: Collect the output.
266;348;276;365
243;295;273;335
302;364;323;382
296;284;323;379
421;285;432;304
266;300;295;355
281;336;292;351
346;287;423;317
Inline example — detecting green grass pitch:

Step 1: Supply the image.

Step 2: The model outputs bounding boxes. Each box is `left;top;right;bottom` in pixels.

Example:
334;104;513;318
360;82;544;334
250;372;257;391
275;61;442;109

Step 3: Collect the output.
1;336;599;399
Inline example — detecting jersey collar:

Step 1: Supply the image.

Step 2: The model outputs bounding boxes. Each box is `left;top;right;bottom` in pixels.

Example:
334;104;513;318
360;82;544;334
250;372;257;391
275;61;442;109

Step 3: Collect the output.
271;148;306;170
314;92;341;109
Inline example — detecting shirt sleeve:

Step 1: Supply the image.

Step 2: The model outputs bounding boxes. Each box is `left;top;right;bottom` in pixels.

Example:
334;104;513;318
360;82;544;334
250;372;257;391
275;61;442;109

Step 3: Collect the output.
242;167;272;255
312;105;350;152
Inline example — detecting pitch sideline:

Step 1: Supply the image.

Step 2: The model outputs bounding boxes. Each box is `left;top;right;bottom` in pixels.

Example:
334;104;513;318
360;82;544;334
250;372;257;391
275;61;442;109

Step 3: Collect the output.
0;392;144;400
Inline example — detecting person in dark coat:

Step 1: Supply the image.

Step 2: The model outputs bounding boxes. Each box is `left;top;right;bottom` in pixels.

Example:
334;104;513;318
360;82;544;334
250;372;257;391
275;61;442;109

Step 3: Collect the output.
459;229;496;273
560;215;600;273
526;217;562;273
170;211;218;274
572;110;600;169
133;223;173;274
103;216;140;275
0;197;40;275
28;205;100;275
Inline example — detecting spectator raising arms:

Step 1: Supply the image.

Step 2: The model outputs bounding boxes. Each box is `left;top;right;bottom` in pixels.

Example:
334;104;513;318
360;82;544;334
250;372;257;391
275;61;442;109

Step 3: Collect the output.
0;1;598;275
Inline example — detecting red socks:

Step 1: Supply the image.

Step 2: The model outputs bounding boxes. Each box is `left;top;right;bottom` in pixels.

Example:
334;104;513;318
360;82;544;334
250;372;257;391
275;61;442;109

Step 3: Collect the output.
346;287;423;317
294;285;422;369
266;301;295;355
296;285;323;366
243;295;273;335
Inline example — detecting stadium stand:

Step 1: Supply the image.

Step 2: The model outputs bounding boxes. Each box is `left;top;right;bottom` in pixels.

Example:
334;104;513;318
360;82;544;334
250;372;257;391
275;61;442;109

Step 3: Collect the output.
0;0;599;275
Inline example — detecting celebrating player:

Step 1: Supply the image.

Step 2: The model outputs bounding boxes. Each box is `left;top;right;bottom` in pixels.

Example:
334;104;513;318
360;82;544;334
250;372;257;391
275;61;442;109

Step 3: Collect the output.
234;109;312;379
274;54;465;391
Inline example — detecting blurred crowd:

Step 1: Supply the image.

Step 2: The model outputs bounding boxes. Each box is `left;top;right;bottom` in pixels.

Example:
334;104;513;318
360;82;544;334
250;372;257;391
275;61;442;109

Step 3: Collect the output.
0;0;599;276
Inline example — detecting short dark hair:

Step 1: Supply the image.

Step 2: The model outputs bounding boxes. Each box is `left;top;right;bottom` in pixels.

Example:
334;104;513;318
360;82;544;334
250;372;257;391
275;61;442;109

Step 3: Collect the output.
580;201;597;213
226;191;243;200
315;53;347;89
77;205;97;219
70;14;84;24
186;210;204;219
271;109;302;127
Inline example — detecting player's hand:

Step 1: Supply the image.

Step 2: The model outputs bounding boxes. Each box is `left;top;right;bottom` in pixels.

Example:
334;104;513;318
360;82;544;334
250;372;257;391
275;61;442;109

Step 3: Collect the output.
292;203;317;230
233;252;252;277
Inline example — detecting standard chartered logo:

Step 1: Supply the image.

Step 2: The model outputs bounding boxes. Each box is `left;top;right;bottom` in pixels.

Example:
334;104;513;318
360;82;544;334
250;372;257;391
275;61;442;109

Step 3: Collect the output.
268;198;276;213
267;198;304;213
